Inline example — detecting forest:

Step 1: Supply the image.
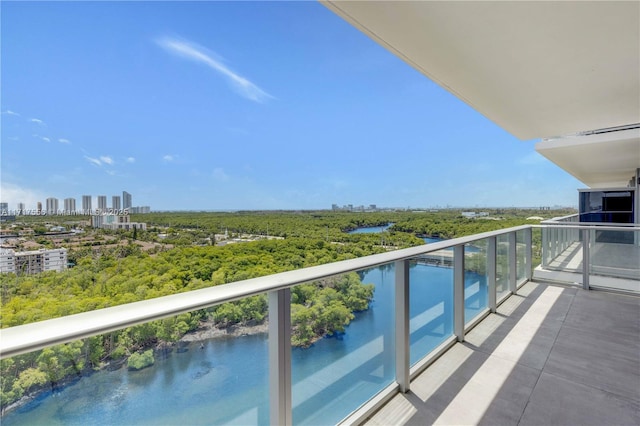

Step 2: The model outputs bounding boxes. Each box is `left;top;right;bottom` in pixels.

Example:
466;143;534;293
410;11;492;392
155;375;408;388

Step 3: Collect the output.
0;208;572;411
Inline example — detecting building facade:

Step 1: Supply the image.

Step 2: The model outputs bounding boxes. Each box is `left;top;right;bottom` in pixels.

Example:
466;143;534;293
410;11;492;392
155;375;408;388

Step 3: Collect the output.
45;198;59;215
112;196;121;211
82;195;92;213
0;249;16;273
0;248;68;275
130;206;151;214
64;198;76;214
97;196;107;212
91;214;147;231
123;191;132;210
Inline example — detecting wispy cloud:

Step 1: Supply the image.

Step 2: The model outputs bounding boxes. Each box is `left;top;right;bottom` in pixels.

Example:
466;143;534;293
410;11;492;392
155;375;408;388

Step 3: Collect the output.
126;157;136;163
58;138;71;144
84;155;102;167
212;167;229;181
163;155;174;162
2;110;20;116
30;118;46;126
156;36;273;103
100;156;114;165
33;134;50;143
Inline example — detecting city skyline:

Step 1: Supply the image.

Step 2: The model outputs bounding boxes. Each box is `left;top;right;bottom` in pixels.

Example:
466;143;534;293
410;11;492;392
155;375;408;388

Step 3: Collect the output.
1;2;583;211
2;189;137;213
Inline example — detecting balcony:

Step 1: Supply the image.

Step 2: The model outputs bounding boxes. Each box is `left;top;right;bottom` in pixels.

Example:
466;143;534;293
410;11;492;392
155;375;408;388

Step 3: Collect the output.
535;214;640;293
1;223;638;425
365;280;640;425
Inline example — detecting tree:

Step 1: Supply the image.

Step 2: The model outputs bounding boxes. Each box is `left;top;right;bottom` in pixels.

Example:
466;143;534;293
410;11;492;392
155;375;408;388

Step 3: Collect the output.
127;350;154;370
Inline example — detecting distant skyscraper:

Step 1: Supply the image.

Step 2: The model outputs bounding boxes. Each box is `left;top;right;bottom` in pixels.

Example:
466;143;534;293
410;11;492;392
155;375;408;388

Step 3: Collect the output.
122;191;132;210
82;195;92;213
17;203;25;215
112;196;121;211
37;202;42;213
46;197;59;215
97;195;107;212
64;198;76;213
0;202;8;214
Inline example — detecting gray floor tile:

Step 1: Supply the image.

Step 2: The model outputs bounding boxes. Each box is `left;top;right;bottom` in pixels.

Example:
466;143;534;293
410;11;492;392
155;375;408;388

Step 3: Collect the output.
520;372;640;426
364;284;640;426
544;326;640;402
563;290;640;339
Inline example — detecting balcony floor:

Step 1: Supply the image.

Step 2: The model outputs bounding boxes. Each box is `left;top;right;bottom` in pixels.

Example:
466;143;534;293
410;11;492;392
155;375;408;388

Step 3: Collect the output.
364;281;640;426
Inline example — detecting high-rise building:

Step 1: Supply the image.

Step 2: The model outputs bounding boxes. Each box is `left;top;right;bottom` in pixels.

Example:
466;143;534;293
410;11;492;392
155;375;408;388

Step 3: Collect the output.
64;198;76;214
122;191;132;210
37;202;42;213
1;248;68;274
82;195;92;213
97;196;107;212
112;196;121;211
0;202;8;214
46;198;59;215
17;203;25;215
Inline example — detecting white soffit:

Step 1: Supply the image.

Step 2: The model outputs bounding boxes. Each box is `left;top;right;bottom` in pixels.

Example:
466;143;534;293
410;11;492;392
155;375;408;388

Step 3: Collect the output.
536;128;640;188
322;1;640;140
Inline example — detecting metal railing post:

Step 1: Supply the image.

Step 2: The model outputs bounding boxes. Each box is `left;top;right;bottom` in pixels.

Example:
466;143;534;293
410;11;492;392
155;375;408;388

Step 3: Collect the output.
581;228;590;290
550;227;557;260
541;225;548;267
488;236;497;312
525;227;533;281
508;232;517;294
395;260;410;393
454;245;465;342
269;289;292;426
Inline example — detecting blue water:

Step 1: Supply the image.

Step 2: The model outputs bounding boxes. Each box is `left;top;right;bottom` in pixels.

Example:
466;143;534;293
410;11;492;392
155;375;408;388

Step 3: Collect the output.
347;223;393;234
2;264;487;426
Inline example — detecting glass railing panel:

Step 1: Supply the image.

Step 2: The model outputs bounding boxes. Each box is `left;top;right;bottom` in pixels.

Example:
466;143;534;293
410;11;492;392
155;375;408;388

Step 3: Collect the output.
464;241;488;325
542;225;582;272
291;267;395;425
531;227;542;269
496;234;510;300
589;229;640;293
516;230;527;284
1;305;270;425
409;256;454;366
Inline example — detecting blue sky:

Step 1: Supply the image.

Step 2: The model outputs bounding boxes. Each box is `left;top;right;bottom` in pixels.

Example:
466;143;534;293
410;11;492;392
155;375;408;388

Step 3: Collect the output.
1;1;581;211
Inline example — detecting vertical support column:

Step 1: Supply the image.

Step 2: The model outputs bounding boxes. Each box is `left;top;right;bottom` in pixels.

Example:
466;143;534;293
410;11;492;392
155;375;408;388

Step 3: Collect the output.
454;245;465;342
508;232;517;294
395;260;410;393
269;289;291;426
582;228;590;290
487;236;497;313
525;227;533;282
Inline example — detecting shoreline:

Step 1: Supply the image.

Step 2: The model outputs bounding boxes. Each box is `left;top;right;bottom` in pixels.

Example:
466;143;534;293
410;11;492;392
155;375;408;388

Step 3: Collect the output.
179;320;268;343
1;320;269;417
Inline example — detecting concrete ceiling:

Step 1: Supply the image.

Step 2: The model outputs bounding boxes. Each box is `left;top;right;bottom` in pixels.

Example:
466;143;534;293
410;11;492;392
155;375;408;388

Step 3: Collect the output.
536;128;640;189
322;1;640;187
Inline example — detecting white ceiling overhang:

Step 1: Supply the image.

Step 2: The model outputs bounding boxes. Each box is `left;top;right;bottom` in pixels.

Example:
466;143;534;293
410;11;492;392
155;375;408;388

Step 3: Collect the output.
536;127;640;189
322;1;640;140
322;1;640;187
